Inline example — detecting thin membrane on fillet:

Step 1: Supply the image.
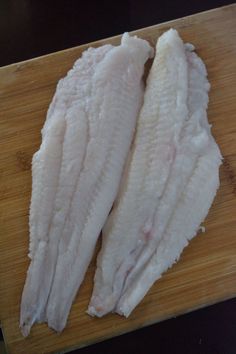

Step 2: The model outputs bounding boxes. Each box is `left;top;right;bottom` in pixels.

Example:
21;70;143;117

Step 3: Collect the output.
45;33;153;333
20;44;114;337
88;29;192;317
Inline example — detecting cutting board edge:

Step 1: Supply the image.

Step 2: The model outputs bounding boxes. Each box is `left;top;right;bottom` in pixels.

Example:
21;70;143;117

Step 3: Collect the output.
1;3;236;354
3;294;234;354
0;3;235;71
65;296;236;354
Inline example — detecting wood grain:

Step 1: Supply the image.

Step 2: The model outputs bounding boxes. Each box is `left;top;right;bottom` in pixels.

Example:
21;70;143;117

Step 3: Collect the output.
0;4;236;354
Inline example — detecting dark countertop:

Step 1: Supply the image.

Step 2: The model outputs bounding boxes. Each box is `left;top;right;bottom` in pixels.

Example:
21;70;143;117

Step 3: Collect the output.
0;0;234;67
1;1;235;353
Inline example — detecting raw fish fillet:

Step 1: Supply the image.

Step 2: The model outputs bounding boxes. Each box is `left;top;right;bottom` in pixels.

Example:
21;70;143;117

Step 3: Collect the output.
20;33;153;335
88;29;222;318
20;43;113;336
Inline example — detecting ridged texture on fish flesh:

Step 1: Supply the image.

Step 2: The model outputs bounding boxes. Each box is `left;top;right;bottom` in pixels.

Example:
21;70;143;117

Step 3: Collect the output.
20;33;153;336
20;43;113;337
88;29;222;318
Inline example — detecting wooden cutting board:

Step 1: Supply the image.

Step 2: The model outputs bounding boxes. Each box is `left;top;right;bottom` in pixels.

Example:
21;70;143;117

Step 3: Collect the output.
0;4;236;354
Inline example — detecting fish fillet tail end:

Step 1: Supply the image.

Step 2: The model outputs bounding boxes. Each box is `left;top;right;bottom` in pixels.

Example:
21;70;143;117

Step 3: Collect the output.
20;319;33;337
122;32;154;60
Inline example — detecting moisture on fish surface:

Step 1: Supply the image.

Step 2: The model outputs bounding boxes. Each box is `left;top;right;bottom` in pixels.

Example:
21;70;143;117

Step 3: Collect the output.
20;33;153;336
88;29;222;318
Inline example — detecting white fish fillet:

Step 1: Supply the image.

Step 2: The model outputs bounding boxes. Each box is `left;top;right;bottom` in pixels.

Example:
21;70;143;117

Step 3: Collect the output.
116;141;221;316
88;29;222;318
43;34;153;333
116;45;212;297
20;34;152;336
20;43;114;336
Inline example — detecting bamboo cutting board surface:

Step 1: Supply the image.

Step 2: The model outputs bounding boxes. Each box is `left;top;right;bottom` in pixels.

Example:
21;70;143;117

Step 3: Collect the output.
1;4;236;354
